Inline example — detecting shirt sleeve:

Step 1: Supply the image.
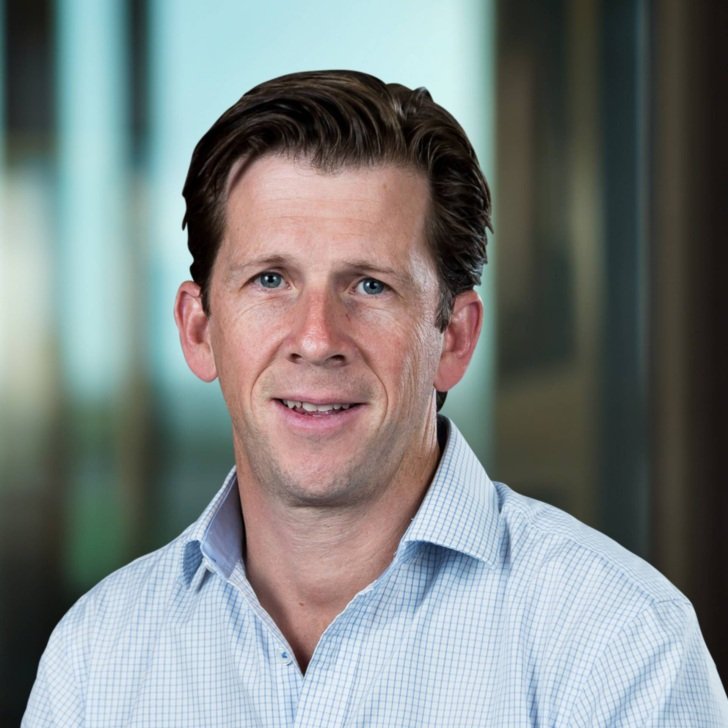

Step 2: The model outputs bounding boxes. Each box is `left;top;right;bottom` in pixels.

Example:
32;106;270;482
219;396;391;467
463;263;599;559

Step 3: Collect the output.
22;600;89;727
569;598;728;727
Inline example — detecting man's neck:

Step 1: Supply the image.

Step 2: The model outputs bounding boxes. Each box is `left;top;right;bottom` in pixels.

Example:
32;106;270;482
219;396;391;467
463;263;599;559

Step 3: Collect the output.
238;441;441;672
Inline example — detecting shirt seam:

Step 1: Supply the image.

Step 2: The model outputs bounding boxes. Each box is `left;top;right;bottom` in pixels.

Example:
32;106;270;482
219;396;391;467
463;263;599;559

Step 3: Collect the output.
564;598;690;725
504;491;690;609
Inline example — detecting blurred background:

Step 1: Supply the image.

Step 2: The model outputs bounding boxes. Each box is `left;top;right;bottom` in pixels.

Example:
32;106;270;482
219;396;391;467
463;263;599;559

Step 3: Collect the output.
1;0;725;720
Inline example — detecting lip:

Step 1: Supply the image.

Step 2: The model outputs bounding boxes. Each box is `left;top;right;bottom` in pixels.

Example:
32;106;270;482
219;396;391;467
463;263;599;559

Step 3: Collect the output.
275;395;363;406
272;397;364;434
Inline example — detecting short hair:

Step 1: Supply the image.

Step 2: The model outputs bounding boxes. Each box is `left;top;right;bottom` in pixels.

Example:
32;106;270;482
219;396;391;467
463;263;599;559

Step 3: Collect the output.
182;70;492;410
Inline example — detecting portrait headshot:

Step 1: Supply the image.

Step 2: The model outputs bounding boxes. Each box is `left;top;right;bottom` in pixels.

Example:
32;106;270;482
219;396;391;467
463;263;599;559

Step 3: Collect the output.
2;1;726;726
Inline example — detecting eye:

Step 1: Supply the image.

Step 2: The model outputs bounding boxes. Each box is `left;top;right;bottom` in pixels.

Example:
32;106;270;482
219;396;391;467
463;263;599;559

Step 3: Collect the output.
356;278;387;295
256;271;284;289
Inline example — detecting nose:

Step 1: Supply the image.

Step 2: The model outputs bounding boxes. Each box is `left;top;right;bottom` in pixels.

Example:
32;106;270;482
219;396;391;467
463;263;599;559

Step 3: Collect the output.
285;287;351;367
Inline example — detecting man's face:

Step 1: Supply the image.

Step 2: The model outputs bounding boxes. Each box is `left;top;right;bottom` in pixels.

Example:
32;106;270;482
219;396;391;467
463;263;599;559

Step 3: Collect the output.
178;155;476;508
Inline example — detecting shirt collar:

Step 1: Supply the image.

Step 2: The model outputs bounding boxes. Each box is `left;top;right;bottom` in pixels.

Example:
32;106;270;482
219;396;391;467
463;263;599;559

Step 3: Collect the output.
180;466;243;585
180;416;503;586
400;417;503;568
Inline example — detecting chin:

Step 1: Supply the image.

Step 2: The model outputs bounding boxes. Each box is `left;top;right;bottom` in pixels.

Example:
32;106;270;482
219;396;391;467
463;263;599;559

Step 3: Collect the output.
271;464;379;509
238;428;396;508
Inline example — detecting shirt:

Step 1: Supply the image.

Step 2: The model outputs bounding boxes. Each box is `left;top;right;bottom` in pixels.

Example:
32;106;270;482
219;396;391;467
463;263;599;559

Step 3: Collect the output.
24;419;728;727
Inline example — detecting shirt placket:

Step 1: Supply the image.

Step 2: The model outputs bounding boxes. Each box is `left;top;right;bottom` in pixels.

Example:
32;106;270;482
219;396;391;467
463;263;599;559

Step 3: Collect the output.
227;561;306;727
292;590;372;728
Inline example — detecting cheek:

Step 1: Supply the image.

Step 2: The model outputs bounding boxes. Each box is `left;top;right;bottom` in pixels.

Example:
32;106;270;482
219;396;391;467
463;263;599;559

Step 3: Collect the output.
381;319;443;399
208;310;274;390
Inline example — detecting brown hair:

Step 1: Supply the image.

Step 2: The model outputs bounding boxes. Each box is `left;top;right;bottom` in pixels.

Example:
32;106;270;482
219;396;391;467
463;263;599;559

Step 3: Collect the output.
182;70;492;409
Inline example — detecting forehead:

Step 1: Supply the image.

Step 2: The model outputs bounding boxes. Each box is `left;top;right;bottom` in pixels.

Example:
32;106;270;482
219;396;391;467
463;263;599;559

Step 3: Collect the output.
220;155;432;265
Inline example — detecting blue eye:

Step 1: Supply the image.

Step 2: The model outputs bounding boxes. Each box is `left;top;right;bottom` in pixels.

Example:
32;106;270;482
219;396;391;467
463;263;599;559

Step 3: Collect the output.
358;278;386;295
257;272;283;289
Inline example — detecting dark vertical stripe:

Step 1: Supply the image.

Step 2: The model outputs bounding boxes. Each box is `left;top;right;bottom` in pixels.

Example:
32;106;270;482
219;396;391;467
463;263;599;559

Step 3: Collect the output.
598;0;649;556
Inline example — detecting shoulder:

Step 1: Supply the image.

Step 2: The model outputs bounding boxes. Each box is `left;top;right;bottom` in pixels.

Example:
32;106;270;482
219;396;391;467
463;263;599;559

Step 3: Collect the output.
43;526;197;666
490;484;727;723
84;526;192;609
488;482;690;683
494;480;685;610
23;528;200;724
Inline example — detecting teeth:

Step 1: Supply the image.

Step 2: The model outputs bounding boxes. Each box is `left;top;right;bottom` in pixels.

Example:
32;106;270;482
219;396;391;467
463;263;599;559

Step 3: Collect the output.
282;400;352;412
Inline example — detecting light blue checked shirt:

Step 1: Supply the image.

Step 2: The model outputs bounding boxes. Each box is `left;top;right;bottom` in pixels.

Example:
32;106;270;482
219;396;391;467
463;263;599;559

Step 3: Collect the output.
25;419;727;726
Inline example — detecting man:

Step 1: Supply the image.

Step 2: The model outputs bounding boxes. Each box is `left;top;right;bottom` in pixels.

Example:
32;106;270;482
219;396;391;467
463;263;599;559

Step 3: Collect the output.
25;71;726;726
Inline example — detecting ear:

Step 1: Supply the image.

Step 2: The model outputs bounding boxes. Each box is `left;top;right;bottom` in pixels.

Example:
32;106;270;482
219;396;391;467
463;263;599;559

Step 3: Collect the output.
434;289;483;392
174;281;218;382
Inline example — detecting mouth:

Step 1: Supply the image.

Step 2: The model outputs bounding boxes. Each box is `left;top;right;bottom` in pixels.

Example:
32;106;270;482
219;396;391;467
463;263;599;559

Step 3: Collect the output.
276;399;360;415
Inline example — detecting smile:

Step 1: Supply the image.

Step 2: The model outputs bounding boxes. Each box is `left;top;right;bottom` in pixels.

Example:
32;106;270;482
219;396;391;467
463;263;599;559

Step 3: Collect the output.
279;399;354;413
